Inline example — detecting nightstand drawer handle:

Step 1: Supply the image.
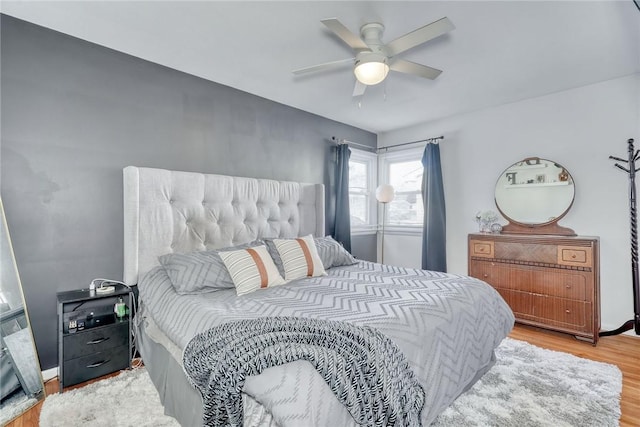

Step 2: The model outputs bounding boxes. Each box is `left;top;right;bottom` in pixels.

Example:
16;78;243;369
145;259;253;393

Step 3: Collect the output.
87;337;109;345
86;359;109;369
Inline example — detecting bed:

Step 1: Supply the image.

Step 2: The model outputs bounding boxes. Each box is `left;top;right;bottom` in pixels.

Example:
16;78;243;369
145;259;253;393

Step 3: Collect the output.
123;166;515;426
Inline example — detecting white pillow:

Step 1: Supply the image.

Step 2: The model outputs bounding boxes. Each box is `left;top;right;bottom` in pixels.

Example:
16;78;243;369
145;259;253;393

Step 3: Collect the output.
272;235;327;281
218;245;286;296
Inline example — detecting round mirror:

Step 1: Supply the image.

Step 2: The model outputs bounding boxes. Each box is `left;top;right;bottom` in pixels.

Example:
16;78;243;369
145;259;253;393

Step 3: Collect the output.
495;158;576;235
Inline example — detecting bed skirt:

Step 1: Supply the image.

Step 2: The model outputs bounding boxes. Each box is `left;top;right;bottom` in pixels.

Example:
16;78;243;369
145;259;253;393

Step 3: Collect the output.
135;316;204;426
135;314;283;427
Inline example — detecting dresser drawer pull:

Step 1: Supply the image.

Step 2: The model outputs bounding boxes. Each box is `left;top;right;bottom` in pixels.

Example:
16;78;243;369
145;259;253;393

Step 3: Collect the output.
565;309;571;314
565;285;572;289
87;337;109;345
483;274;489;278
86;359;109;369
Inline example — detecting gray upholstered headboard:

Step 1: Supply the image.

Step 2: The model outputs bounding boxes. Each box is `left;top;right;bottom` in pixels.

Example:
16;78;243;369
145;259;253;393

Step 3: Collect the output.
123;166;325;285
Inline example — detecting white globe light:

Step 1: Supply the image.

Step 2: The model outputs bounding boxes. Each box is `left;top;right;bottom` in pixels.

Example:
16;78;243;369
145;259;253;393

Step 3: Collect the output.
354;60;389;86
375;184;395;203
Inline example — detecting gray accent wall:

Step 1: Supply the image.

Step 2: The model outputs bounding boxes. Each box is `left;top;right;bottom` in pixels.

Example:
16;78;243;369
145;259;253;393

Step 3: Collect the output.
0;15;376;369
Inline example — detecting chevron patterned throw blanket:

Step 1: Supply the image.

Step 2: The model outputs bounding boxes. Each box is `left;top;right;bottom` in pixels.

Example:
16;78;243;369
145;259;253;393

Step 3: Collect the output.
182;316;425;427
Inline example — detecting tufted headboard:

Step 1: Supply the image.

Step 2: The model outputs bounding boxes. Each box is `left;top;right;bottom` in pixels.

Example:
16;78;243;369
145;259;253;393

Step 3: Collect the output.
123;166;325;285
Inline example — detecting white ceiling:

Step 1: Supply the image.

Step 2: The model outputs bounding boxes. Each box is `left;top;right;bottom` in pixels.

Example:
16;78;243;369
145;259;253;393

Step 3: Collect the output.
2;1;639;133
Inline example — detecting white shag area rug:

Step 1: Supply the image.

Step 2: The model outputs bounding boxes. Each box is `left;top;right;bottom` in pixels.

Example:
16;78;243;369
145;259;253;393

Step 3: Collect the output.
0;391;39;425
39;338;622;427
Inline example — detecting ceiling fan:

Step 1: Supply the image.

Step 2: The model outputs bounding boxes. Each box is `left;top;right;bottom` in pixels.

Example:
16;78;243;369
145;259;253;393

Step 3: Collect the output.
293;17;455;97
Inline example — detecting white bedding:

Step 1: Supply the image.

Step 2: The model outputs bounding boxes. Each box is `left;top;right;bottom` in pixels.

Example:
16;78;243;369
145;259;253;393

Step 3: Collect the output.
137;260;514;426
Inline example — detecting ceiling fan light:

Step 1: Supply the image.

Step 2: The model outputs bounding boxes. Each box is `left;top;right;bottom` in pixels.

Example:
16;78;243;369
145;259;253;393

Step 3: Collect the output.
354;59;389;86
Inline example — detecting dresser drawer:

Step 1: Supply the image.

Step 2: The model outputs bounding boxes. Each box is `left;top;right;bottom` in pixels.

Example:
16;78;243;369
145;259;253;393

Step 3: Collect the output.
501;290;589;330
62;345;130;387
557;245;593;268
496;289;530;317
469;260;530;291
62;321;129;361
469;239;494;258
530;270;588;300
536;297;589;328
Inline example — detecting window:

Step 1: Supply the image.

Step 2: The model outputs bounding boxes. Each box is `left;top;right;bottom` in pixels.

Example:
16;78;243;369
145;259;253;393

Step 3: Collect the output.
379;147;424;228
348;149;377;232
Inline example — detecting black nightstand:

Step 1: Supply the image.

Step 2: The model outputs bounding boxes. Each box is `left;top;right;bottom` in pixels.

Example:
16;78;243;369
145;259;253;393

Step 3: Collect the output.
56;286;133;391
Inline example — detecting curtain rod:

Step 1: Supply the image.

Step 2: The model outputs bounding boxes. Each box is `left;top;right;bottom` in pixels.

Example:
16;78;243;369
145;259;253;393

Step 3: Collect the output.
330;136;376;151
378;136;444;152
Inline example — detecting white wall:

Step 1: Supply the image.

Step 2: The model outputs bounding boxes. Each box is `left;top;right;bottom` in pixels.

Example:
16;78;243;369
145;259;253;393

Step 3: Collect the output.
378;73;640;333
377;231;423;268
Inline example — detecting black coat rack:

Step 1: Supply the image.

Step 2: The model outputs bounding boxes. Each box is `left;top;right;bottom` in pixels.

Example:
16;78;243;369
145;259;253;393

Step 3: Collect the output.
600;138;640;337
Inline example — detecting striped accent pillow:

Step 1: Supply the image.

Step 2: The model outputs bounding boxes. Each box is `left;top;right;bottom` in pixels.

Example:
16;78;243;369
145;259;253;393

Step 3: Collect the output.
218;245;286;296
272;235;327;281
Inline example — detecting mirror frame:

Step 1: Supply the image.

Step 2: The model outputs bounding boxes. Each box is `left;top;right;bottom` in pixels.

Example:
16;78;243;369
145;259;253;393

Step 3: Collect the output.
495;157;577;236
0;198;45;424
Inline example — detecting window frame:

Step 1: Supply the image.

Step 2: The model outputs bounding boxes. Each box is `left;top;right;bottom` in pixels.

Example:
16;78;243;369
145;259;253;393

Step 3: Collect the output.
348;148;378;235
378;146;426;234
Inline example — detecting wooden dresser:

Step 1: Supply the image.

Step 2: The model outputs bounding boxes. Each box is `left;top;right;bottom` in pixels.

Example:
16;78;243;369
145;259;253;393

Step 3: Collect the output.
468;233;600;344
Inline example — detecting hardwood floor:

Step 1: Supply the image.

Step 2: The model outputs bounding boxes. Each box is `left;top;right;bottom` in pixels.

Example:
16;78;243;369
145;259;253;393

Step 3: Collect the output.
5;325;639;426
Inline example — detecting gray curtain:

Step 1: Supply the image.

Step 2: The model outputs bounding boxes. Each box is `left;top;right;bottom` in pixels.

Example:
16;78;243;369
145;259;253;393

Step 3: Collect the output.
333;144;352;252
421;143;447;272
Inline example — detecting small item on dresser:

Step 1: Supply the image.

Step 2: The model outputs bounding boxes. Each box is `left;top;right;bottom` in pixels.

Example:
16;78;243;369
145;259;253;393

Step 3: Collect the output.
95;285;115;294
91;278;123;294
475;210;499;233
490;223;502;234
114;297;127;318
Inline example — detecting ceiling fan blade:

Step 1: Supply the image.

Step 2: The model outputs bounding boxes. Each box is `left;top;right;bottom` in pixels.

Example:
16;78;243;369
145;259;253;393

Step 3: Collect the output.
390;59;442;80
292;58;354;75
321;18;369;50
352;80;367;97
386;17;455;57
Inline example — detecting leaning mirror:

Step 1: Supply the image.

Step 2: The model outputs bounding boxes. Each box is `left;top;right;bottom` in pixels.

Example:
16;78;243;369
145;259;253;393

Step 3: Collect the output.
494;158;576;235
0;198;45;424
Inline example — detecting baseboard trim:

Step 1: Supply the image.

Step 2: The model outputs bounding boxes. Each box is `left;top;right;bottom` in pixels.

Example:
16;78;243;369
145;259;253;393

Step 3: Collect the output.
42;367;58;382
